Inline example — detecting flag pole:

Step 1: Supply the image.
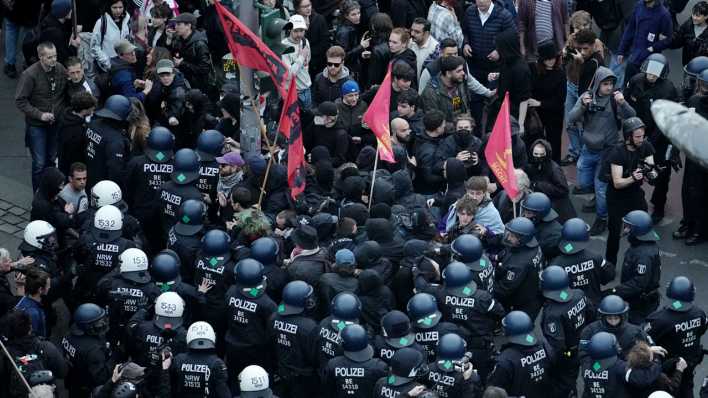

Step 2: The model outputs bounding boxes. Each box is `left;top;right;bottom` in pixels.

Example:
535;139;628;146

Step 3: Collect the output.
368;142;381;210
0;338;37;398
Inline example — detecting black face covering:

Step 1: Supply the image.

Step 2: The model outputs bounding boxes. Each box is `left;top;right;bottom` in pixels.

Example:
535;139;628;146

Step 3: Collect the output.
530;155;546;164
454;130;472;147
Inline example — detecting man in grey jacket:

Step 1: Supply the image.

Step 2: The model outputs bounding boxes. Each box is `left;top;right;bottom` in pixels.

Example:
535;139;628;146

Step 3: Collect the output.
567;66;636;235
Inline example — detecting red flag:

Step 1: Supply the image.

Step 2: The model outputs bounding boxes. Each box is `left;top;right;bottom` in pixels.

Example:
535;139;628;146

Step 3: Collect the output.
214;2;290;96
484;93;519;199
278;79;306;199
362;64;396;163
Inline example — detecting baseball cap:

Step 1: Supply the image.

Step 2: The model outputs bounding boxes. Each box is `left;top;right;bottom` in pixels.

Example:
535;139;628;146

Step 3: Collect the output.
289;14;308;30
156;59;175;75
114;40;137;55
335;249;356;267
215;151;245;167
173;12;197;25
341;80;360;96
315;101;338;116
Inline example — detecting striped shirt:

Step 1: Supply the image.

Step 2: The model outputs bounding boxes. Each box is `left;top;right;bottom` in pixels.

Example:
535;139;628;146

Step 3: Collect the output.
535;0;554;45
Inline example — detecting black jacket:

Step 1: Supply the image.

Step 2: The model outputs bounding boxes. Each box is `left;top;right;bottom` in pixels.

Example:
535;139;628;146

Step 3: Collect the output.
413;132;445;193
145;71;188;126
390;0;428;27
39;14;75;64
288;248;331;289
358;270;396;334
57;109;88;173
311;124;350;167
524;139;576;223
0;335;68;398
30;167;76;231
335;21;365;76
306;12;331;79
671;18;708;66
369;46;418;87
85;117;131;192
170;30;212;93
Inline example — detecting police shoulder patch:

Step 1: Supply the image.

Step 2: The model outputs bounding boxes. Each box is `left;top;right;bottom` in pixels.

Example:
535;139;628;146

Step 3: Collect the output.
547;322;557;334
637;264;647;274
506;271;516;281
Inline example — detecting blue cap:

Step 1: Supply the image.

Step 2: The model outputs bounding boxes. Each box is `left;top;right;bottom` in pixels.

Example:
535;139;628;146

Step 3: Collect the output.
335;249;356;267
51;0;72;18
341;80;360;96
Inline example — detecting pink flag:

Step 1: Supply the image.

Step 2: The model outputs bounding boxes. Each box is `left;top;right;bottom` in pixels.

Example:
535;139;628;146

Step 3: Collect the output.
484;93;519;199
362;64;396;163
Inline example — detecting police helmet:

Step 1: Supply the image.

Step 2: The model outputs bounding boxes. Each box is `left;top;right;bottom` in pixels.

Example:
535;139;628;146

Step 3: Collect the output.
503;217;538;248
119;248;150;284
666;276;695;311
407;293;442;329
278;280;315;315
622;116;646;139
622;210;659;241
234;258;266;289
171;148;200;185
437;333;466;362
559;217;590;254
28;370;54;387
93;204;123;242
330;292;361;330
186;321;216;349
540;265;571;302
95;95;131;121
23;220;58;251
145;126;175;163
381;310;416;348
442;261;477;296
91;180;124;209
640;53;669;79
196;130;225;161
588;331;619;371
111;381;138;398
451;234;483;263
151;250;181;287
598;294;629;329
521;192;557;222
175;199;206;236
389;348;428;386
239;365;270;394
700;68;708;85
683;56;708;97
502;311;536;346
341;324;374;362
154;291;185;330
73;303;108;335
250;237;280;266
201;229;232;259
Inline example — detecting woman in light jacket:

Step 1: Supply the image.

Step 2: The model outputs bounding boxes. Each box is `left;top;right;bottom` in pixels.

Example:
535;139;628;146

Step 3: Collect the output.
91;0;132;73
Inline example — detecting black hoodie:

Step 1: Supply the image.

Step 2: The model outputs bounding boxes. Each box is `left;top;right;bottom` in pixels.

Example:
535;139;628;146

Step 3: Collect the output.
354;241;394;285
495;29;532;118
57;109;88;175
30;168;75;231
358;269;396;334
365;218;405;268
523;139;577;223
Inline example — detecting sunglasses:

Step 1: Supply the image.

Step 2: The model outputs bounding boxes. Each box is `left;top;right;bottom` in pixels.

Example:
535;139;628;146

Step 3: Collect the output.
327;62;342;67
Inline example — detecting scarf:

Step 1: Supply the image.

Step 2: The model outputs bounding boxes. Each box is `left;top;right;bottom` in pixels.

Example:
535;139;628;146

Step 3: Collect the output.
217;171;243;196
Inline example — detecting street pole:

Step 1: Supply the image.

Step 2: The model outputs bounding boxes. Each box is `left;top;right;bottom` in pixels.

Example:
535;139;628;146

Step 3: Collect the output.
238;0;261;154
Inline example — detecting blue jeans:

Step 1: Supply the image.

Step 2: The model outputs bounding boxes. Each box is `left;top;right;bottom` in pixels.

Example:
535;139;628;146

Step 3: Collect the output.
608;52;627;89
577;146;608;218
564;81;581;158
27;125;59;191
4;19;25;66
298;88;312;110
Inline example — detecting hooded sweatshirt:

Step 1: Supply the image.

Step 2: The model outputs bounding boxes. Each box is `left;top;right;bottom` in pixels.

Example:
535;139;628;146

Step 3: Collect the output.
358;269;396;334
617;0;673;66
313;66;351;106
568;66;636;151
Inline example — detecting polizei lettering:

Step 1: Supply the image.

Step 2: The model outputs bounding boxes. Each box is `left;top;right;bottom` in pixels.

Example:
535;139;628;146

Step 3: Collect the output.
566;297;587;318
228;297;257;313
273;320;298;334
160;190;182;206
335;367;365;377
199;166;219;177
675;318;702;332
95;243;120;252
445;296;476;308
565;260;595;275
520;348;547;367
181;363;210;373
144;163;173;173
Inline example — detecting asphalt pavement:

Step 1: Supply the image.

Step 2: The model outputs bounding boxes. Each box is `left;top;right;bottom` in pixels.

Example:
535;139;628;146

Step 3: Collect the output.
2;6;708;394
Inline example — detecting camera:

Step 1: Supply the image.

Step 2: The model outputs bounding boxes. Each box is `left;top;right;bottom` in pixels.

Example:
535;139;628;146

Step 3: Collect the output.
563;48;578;63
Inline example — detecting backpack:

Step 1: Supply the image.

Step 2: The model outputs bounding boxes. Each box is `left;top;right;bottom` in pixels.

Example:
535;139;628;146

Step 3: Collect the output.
6;340;47;397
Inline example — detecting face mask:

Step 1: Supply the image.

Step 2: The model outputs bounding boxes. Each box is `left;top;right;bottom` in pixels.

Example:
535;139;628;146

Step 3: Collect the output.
454;130;472;147
530;155;546;164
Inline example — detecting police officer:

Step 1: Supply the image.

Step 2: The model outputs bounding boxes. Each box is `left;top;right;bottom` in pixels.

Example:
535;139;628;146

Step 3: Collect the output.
61;303;113;398
126;291;188;395
195;130;224;222
373;310;427;364
225;258;277;385
323;324;388;397
167;199;207;284
494;217;544;320
681;55;708;101
645;276;708;397
426;333;481;398
269;280;320;398
194;229;236;346
74;205;136;304
418;261;504;380
450;234;494;293
488;311;554;398
581;332;630;397
96;247;160;354
157;148;202;236
373;347;430;398
85;95;132;191
610;210;662;324
539;265;595;398
80;180;144;244
250;236;289;304
166;321;230;398
551;218;615;305
150;249;208;324
317;292;362;375
407;292;467;362
238;365;280;398
579;295;650;363
125;126;175;253
521;192;563;262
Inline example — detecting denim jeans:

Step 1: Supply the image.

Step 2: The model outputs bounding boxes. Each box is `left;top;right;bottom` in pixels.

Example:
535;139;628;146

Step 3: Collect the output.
564;81;581;159
608;52;627;89
4;19;25;66
27;125;59;191
298;88;312;110
577;146;608;218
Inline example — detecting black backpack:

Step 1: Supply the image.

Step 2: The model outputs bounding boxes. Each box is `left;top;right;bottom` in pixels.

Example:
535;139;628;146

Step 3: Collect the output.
6;340;47;397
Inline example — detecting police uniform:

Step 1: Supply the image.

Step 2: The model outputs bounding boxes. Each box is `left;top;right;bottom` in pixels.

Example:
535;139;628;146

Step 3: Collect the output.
85;118;131;192
74;232;135;304
194;251;236;343
167;227;203;284
373;376;427;398
581;357;630;397
494;244;544;320
196;158;220;223
323;355;388;397
551;249;615;305
487;340;554;398
169;351;230;398
463;254;495;294
157;181;202;236
412;320;466;363
540;289;594;397
579;320;650;362
536;218;563;262
269;311;321;398
613;239;661;324
61;331;113;397
316;316;347;374
426;361;481;398
79;206;144;244
372;335;427;364
156;280;206;325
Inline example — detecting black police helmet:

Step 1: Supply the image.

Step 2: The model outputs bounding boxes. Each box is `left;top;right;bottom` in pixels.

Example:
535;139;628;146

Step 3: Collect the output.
381;310;416;348
145;126;175;163
196;130;225;161
622;210;659;241
504;217;538;247
201;229;231;258
588;332;619;371
330;292;362;324
389;348;427;386
171;148;200;184
521;192;555;221
437;333;466;361
250;237;280;266
622;116;645;139
341;324;374;362
598;295;629;316
112;382;138;398
73;303;108;335
234;258;265;287
175;199;205;236
502;311;536;346
151;250;181;284
540;265;571;302
666;276;695;311
407;293;442;329
95;95;131;121
451;234;483;263
442;261;476;296
559;217;590;254
278;280;315;315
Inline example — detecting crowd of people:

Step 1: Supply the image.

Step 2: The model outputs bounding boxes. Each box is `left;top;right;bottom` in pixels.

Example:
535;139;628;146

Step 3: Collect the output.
2;0;708;396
